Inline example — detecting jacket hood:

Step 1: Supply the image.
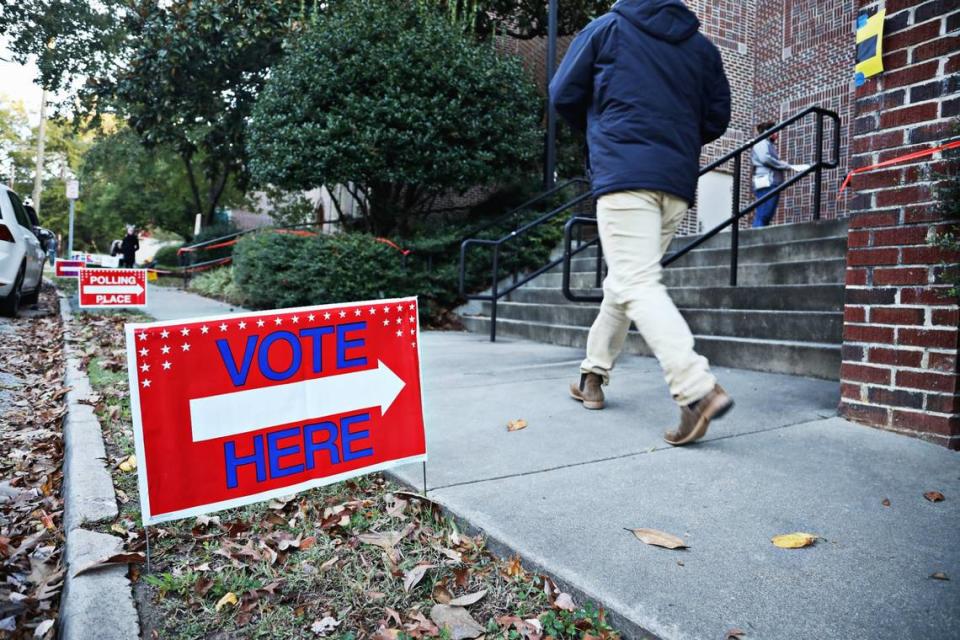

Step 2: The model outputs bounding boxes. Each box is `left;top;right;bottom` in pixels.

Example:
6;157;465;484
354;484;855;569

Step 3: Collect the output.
612;0;700;43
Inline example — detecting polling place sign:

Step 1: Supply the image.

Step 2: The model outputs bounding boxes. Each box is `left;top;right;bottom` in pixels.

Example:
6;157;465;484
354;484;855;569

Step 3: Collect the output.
124;297;427;524
79;268;148;308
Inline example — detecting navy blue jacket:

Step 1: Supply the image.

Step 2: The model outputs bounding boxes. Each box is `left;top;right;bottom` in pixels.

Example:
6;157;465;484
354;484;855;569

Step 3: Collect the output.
549;0;731;205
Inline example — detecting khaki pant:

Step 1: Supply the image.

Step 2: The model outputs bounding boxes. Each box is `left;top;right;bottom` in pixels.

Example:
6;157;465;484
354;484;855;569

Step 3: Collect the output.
580;190;716;406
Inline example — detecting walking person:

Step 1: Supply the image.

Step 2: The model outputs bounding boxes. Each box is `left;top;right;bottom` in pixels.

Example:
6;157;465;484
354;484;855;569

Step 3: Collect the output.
550;0;733;446
120;225;140;268
751;122;809;228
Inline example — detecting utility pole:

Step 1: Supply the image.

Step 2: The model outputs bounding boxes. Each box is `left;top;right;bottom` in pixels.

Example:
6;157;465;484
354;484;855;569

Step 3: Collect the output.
544;0;558;190
32;89;47;214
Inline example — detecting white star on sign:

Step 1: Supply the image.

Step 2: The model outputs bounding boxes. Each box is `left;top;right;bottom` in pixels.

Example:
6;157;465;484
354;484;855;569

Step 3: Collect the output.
142;379;151;388
180;327;190;336
163;361;172;370
410;329;416;335
160;329;170;339
396;304;403;312
369;308;376;315
161;345;171;355
238;321;247;330
292;315;300;324
409;303;415;310
396;329;403;337
257;319;265;328
308;314;316;321
138;332;148;341
219;323;228;332
181;343;191;352
141;363;150;372
354;309;362;317
200;325;209;335
339;310;346;319
274;317;283;326
383;306;390;313
383;319;390;326
411;341;417;348
139;348;149;357
409;316;415;323
323;312;331;320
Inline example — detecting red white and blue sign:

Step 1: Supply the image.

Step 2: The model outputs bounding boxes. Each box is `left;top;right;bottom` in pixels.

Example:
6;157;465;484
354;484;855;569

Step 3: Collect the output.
55;259;85;278
124;297;427;524
79;268;148;308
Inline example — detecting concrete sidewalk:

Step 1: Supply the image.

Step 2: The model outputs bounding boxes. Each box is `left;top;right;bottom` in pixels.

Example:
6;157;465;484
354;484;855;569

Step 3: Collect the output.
396;331;959;640
144;285;247;321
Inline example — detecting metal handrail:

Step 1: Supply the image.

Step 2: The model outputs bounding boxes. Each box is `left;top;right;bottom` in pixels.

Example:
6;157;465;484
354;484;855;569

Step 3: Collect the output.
563;106;842;302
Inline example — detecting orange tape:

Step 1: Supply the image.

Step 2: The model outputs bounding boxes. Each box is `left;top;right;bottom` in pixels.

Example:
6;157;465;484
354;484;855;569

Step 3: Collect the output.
375;237;412;256
838;139;960;197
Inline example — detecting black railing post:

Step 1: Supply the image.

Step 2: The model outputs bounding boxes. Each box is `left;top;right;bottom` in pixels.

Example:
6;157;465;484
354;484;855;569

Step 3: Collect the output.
730;155;741;287
813;113;825;222
490;246;499;342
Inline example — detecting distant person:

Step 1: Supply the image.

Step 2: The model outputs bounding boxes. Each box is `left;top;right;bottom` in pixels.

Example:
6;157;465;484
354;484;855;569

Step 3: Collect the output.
47;233;58;266
550;0;734;446
751;122;809;228
120;225;139;268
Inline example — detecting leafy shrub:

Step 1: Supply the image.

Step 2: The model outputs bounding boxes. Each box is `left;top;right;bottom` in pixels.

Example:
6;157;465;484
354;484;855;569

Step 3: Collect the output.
233;232;416;312
152;244;183;267
189;267;247;307
247;0;541;236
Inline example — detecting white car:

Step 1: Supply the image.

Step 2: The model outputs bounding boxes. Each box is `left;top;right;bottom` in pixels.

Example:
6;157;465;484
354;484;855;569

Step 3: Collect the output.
0;185;46;316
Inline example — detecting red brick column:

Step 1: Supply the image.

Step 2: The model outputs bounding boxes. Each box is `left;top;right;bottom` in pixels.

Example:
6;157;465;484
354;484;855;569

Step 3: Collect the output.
840;0;960;449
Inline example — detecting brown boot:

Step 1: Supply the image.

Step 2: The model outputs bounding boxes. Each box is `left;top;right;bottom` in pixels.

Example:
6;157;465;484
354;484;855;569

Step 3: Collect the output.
663;384;734;446
569;373;605;410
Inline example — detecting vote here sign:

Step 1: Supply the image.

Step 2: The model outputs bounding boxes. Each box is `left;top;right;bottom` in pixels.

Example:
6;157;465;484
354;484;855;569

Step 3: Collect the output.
124;297;427;524
79;268;148;308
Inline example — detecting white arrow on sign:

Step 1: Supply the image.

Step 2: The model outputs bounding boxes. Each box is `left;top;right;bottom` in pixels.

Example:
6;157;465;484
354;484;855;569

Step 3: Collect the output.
84;284;145;295
188;360;406;442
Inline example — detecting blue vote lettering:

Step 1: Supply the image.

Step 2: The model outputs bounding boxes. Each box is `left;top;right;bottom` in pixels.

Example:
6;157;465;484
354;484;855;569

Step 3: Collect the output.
223;412;374;490
216;322;367;387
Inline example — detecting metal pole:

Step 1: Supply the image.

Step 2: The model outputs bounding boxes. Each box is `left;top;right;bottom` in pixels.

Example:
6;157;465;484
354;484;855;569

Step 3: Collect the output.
730;155;741;287
32;90;47;215
67;199;75;257
490;246;499;342
544;0;558;190
813;114;824;222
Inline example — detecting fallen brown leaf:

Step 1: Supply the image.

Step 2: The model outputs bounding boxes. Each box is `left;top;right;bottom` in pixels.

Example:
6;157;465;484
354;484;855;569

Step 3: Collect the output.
726;629;746;639
771;533;817;549
448;589;487;607
433;583;453;604
73;552;146;577
403;563;434;592
553;592;576;611
881;498;891;507
429;604;485;640
924;491;945;502
215;591;238;611
628;528;688;550
930;572;949;581
506;419;528;432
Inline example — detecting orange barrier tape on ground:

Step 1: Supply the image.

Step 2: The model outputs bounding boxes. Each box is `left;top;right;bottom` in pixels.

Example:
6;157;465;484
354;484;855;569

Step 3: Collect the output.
838;139;960;197
177;238;240;254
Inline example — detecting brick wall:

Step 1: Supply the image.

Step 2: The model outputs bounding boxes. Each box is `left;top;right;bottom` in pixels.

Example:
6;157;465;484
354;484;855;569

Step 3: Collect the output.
839;0;960;449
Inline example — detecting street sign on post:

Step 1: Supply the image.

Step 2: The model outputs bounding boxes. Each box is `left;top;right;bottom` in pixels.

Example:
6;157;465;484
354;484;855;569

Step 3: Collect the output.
124;296;427;524
54;259;85;278
65;179;79;200
79;268;148;308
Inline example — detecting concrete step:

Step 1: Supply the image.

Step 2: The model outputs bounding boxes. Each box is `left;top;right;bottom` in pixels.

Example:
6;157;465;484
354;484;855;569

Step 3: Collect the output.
478;302;843;343
534;258;847;288
564;236;847;271
461;316;841;380
507;284;845;311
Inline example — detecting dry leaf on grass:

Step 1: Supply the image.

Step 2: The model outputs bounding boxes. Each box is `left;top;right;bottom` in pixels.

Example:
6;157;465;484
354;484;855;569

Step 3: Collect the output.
215;592;239;611
930;572;949;581
358;524;414;550
403;563;435;592
924;491;945;502
771;533;817;549
506;419;528;432
448;589;487;607
310;617;340;636
73;552;146;577
432;584;453;604
118;455;137;472
553;592;576;611
33;619;54;638
429;604;485;640
628;528;688;550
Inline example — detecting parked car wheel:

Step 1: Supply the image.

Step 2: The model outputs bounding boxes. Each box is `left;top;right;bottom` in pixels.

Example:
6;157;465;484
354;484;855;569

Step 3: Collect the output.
20;280;41;306
0;264;24;317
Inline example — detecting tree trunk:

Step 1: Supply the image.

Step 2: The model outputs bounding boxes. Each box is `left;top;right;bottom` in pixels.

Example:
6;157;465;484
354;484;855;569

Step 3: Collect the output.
182;153;203;219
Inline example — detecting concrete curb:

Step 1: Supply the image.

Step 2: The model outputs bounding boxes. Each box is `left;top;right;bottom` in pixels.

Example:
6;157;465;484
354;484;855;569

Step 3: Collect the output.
58;294;140;639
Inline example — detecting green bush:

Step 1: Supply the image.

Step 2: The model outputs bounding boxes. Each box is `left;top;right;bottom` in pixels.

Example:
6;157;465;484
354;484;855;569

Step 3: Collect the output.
189;267;247;306
152;244;183;267
247;0;541;236
233;232;417;312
